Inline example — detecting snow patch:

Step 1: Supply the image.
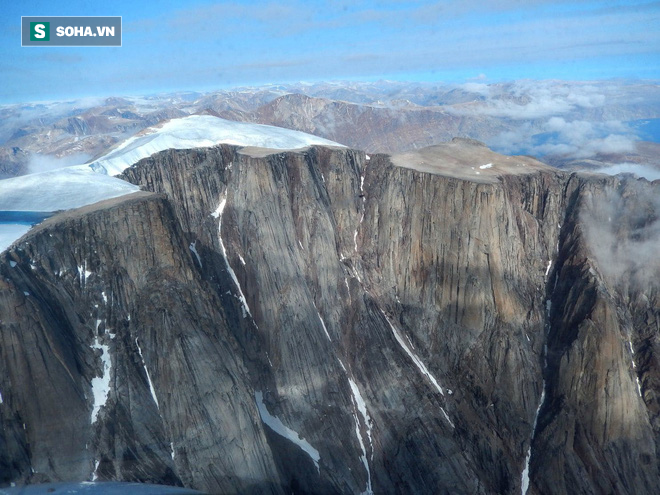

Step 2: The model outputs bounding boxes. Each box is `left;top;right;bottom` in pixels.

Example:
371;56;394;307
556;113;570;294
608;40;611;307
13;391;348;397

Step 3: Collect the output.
90;335;111;424
92;460;100;481
0;391;3;404
211;198;226;219
136;337;159;409
189;241;202;268
545;260;552;277
78;263;92;285
479;163;493;169
9;260;17;268
255;391;320;473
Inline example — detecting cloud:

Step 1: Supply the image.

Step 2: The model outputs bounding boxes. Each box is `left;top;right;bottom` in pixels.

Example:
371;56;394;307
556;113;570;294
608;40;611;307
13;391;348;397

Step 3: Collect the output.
461;82;491;97
493;119;639;159
27;152;92;174
582;184;660;288
595;163;660;182
479;81;645;159
450;80;612;120
533;117;638;158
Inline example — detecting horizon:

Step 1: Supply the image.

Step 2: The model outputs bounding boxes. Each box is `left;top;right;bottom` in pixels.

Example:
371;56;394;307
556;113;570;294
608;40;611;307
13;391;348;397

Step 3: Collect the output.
1;76;659;107
2;0;659;104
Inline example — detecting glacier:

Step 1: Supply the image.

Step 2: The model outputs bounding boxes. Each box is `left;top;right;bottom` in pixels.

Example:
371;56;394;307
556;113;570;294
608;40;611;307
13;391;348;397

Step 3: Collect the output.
89;115;344;176
0;115;345;253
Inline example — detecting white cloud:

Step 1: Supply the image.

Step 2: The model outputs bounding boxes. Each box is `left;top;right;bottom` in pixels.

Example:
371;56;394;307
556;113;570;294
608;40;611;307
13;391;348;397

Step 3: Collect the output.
582;186;660;287
595;163;660;182
461;83;491;97
28;152;92;174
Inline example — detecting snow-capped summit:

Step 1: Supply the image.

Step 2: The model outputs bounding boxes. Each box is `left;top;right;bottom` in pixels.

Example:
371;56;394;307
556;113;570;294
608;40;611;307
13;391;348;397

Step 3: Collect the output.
89;115;345;176
0;115;345;252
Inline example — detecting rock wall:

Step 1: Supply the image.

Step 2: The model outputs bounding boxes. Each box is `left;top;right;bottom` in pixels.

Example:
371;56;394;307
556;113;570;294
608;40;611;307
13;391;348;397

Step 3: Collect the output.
1;143;658;494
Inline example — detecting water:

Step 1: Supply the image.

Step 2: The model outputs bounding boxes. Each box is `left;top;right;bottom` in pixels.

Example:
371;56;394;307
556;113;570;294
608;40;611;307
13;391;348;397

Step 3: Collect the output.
0;211;54;225
0;212;54;252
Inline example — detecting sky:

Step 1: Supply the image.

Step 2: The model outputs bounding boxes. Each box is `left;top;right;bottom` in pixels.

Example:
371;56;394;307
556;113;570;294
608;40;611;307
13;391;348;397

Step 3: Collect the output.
1;0;659;103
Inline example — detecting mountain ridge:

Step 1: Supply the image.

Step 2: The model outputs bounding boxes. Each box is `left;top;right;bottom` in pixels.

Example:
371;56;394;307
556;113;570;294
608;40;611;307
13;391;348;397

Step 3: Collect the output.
1;139;658;493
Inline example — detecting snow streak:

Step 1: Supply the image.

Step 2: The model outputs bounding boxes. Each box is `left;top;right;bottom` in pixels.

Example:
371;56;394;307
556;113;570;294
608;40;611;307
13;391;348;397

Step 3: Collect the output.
521;389;545;495
255;391;320;473
317;310;331;341
380;310;444;395
136;337;159;409
338;359;373;495
349;378;375;494
522;255;556;494
628;339;643;397
214;196;252;318
380;310;454;428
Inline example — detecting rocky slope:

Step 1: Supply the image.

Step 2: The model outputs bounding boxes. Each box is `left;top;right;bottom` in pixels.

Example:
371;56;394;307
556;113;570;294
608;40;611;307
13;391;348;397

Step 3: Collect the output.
245;93;510;154
1;140;658;494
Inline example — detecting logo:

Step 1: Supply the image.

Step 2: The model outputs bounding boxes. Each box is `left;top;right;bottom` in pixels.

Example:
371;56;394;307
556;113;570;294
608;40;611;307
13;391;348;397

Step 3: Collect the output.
30;22;50;41
22;17;121;47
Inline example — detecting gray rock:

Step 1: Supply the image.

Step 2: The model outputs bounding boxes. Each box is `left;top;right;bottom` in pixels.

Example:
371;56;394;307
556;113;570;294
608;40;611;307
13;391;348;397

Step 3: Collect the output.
1;141;658;494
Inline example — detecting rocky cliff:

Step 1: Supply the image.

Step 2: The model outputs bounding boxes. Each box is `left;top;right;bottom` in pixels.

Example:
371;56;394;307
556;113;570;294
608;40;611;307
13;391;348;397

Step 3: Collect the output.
1;140;658;494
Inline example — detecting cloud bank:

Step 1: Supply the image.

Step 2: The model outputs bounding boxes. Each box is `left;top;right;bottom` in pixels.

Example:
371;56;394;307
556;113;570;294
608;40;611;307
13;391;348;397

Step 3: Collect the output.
582;185;660;288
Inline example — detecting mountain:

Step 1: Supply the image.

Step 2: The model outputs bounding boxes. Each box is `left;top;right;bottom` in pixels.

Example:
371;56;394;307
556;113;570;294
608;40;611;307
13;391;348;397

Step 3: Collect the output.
0;116;342;252
87;115;343;176
1;123;658;493
243;93;509;154
2;80;658;180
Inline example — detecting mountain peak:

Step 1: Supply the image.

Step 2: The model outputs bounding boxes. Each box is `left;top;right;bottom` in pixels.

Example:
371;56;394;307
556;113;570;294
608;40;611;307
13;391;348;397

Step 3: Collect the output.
89;115;345;176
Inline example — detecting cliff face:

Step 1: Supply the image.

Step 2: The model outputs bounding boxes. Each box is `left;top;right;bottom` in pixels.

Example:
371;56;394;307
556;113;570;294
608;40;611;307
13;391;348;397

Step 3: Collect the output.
1;141;658;494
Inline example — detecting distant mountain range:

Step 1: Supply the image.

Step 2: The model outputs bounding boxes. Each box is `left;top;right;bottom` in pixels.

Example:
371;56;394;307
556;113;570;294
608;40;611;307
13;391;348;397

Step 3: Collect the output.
1;80;658;180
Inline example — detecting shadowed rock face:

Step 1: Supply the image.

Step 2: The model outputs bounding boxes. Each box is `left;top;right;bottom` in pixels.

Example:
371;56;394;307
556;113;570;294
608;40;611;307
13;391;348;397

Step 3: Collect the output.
1;141;659;494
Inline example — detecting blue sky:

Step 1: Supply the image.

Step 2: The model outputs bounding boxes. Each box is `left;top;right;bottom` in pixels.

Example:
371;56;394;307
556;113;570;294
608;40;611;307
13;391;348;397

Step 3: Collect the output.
1;0;659;103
